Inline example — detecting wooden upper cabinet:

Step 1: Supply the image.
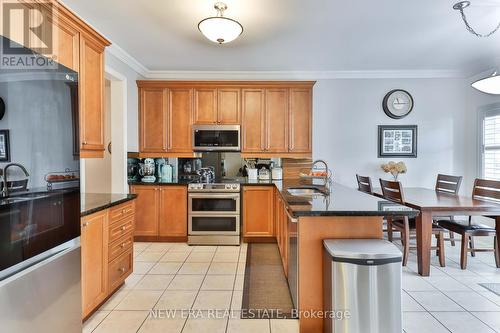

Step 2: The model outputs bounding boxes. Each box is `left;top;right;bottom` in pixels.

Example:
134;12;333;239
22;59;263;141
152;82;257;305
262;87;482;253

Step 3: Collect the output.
140;88;168;152
218;88;241;124
159;186;187;237
194;89;218;124
265;89;288;152
52;16;79;71
81;210;108;318
243;186;275;237
131;185;159;237
289;88;312;153
242;89;265;152
194;88;241;125
79;34;105;157
169;88;193;152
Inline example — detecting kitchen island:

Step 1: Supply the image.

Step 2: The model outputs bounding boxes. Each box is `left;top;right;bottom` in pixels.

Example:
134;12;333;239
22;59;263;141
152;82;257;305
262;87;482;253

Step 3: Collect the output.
129;178;417;332
274;183;418;333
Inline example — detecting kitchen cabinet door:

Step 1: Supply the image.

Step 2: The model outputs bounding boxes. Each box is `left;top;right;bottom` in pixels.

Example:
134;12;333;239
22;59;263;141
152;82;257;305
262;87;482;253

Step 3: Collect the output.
52;17;80;71
289;88;312;153
265;88;288;152
130;185;159;237
139;88;168;153
194;89;217;124
81;210;108;318
241;89;265;152
159;186;187;237
218;88;241;124
79;34;105;157
243;186;274;238
169;88;193;153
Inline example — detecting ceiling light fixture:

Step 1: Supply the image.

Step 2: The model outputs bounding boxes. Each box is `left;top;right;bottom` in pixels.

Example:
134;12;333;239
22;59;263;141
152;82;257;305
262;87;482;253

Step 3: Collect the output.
453;1;500;38
472;69;500;94
198;2;243;44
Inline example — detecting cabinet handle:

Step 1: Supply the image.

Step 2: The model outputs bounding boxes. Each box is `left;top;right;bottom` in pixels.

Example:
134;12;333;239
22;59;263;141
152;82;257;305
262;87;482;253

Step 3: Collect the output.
121;242;126;248
82;221;90;227
82;141;87;145
119;267;126;273
121;226;127;231
122;209;126;213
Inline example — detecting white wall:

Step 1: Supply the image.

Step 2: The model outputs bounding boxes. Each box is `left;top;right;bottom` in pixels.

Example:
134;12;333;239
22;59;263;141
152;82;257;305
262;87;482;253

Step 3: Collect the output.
313;78;470;191
105;52;144;152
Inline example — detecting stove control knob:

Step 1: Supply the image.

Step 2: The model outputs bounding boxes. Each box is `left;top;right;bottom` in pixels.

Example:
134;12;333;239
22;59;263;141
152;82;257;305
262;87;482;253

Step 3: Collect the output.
232;185;238;190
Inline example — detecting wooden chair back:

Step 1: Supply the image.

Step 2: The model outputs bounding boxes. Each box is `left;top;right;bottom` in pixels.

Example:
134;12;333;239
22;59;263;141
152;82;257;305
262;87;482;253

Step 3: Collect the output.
435;174;462;195
472;179;500;202
356;174;373;194
379;179;405;204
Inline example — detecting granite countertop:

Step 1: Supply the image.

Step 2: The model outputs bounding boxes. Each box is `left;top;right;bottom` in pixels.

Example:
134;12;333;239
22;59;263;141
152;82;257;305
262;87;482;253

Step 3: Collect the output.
128;177;276;186
128;177;417;218
81;193;137;217
279;183;419;217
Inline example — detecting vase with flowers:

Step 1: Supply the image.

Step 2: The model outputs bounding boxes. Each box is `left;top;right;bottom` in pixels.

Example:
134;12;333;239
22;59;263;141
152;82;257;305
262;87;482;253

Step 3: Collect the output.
381;161;407;181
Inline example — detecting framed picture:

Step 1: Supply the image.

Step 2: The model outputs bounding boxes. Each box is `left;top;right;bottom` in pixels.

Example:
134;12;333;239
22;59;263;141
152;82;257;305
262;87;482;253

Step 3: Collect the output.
378;125;417;158
0;130;11;162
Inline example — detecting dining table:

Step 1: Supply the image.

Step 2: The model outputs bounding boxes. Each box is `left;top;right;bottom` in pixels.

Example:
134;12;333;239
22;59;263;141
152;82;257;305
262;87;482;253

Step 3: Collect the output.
373;187;500;276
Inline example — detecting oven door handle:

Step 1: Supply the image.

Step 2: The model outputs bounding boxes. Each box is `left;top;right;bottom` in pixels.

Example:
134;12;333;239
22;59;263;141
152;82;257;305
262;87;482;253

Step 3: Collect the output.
188;193;240;199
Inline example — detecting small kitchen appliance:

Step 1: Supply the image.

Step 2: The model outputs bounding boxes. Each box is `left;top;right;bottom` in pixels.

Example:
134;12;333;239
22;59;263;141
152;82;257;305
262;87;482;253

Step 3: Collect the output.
139;158;156;182
159;163;173;182
258;167;270;180
272;166;283;180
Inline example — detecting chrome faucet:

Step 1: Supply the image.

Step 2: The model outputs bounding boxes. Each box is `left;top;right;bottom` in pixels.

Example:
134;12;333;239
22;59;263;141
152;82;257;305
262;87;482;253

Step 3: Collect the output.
1;163;30;197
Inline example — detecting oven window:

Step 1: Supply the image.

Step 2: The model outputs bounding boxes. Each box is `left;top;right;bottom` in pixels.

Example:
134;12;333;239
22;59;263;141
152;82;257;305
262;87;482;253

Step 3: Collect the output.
191;198;237;212
191;216;237;232
194;130;239;147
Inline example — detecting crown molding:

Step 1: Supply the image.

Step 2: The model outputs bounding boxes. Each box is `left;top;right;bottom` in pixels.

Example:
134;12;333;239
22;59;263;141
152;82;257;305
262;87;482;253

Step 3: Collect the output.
144;69;465;80
105;42;465;80
106;43;149;77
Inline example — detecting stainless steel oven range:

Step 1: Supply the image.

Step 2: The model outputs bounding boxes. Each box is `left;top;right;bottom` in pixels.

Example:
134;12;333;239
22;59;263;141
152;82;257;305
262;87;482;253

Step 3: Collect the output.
188;182;240;246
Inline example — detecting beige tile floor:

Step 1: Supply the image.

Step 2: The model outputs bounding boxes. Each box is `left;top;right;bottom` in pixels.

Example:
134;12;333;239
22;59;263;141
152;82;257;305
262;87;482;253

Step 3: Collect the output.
84;234;500;333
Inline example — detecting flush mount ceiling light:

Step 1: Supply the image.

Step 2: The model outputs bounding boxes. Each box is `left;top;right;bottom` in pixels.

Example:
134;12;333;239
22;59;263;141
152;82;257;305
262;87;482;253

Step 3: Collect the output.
472;69;500;94
453;1;500;37
198;2;243;44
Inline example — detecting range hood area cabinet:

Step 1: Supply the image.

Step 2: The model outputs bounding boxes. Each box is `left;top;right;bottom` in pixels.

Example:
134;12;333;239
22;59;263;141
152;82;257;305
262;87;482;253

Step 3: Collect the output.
194;88;241;125
136;81;314;157
4;0;110;158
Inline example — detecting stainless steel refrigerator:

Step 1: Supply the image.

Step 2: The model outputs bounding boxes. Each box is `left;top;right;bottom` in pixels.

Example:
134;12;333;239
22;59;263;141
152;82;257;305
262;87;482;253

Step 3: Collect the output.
0;35;81;333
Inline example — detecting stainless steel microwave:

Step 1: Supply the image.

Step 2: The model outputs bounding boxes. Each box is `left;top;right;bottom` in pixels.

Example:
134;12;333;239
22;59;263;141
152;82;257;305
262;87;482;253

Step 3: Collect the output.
192;125;240;152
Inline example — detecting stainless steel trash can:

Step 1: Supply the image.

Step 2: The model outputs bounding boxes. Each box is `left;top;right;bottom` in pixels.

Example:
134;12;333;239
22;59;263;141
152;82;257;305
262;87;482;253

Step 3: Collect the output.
323;239;402;333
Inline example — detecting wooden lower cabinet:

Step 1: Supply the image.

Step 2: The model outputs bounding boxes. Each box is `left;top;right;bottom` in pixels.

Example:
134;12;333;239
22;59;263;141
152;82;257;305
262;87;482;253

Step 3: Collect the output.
81;210;108;318
131;185;159;236
160;186;188;237
81;200;135;319
242;186;274;238
130;185;188;240
275;189;289;276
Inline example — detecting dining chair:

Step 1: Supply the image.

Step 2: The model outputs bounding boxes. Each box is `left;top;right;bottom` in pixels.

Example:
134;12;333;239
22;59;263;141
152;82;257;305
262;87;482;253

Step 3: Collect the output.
356;174;373;194
434;174;463;246
435;178;500;269
380;178;446;267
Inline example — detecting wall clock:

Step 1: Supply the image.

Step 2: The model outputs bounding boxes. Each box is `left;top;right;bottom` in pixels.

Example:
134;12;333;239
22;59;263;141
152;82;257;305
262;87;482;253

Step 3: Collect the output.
382;89;414;119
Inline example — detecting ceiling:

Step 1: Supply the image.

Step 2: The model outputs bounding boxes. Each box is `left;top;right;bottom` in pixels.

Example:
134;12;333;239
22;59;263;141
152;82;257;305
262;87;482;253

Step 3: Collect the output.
61;0;500;76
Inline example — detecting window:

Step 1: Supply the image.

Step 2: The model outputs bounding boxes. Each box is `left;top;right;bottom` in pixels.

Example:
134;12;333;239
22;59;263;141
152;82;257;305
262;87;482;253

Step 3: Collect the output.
480;106;500;180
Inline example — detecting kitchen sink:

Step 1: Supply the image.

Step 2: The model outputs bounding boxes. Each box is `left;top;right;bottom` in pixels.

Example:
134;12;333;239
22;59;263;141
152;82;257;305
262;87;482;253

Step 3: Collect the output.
287;187;327;196
0;194;49;205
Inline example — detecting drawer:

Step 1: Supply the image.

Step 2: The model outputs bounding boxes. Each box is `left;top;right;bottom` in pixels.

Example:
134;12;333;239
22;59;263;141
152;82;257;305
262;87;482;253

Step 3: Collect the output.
108;232;134;263
108;249;133;292
109;215;134;243
110;201;135;225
